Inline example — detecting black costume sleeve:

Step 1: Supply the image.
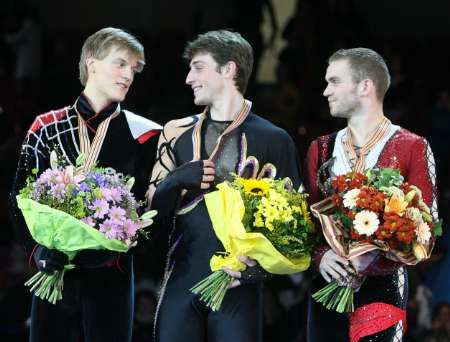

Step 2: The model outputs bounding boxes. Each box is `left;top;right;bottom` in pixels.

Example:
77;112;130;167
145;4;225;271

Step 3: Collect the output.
268;128;302;189
9;121;52;255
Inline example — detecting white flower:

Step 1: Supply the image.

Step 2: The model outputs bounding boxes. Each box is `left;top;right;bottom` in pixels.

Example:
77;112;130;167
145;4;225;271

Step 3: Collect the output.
343;189;360;209
416;221;432;244
405;207;423;224
382;186;404;197
50;150;59;170
353;210;380;236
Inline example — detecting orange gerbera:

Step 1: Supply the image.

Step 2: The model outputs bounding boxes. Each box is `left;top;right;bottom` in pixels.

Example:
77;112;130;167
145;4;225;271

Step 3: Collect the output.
384;194;408;216
349;173;368;189
332;194;342;207
370;192;385;212
332;175;348;192
396;230;415;244
395;218;416;244
382;212;403;233
356;188;372;209
376;227;394;240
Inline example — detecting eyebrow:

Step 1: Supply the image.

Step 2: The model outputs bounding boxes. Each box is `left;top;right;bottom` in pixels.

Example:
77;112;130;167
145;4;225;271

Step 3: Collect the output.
113;57;128;64
113;57;143;72
326;76;340;83
191;61;205;67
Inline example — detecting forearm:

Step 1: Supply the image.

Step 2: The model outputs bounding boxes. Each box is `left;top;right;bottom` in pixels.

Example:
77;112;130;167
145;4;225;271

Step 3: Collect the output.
150;176;182;228
359;254;403;277
312;243;331;272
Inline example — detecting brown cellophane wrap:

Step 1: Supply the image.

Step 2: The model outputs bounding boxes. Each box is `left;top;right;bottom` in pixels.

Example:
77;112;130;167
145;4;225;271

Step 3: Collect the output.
310;197;433;265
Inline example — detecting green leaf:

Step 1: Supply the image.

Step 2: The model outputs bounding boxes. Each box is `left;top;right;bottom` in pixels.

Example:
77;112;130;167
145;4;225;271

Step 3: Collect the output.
76;153;86;167
433;219;443;237
370;168;404;188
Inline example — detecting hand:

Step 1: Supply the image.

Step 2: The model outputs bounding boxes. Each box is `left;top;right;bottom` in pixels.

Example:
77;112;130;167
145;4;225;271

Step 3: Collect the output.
169;160;215;190
222;256;272;288
319;249;349;283
33;245;68;274
350;250;379;273
73;249;118;269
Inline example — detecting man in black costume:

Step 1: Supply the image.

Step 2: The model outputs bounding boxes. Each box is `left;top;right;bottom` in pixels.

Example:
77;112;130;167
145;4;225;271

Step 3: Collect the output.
148;30;302;342
9;27;161;342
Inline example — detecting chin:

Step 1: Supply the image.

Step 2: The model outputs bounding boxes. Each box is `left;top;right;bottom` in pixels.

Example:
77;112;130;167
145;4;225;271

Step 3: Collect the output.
193;97;207;106
112;93;127;103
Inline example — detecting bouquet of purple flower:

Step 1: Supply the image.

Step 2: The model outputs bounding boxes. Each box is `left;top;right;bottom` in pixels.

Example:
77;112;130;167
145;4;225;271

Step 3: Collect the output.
17;152;156;304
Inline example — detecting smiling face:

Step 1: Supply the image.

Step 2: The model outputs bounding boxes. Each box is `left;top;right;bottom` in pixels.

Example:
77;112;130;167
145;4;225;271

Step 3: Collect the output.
86;46;141;104
185;53;226;106
323;59;361;118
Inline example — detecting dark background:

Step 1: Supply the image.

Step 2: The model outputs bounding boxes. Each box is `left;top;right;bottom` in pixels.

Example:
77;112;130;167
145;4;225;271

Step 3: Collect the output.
1;0;449;341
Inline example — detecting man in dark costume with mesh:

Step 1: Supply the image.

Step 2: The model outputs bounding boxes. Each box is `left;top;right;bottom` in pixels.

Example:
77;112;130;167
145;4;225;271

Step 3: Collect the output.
9;27;161;342
148;30;302;342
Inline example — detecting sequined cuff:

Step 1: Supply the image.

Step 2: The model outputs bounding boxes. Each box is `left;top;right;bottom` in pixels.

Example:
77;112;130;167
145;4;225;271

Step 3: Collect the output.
360;254;402;276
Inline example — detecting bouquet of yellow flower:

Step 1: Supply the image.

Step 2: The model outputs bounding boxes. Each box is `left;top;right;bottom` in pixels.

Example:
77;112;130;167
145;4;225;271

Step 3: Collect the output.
190;165;316;311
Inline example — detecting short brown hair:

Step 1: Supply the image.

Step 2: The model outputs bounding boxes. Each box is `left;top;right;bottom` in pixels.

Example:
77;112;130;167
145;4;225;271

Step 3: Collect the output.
329;48;391;101
79;27;145;86
183;30;253;94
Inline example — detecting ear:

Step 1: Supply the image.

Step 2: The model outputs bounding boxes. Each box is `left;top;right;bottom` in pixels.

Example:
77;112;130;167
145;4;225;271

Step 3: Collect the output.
221;61;237;79
358;79;373;97
86;57;96;74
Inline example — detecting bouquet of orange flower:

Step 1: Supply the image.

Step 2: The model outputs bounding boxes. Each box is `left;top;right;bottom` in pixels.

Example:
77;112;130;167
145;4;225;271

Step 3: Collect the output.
311;168;442;313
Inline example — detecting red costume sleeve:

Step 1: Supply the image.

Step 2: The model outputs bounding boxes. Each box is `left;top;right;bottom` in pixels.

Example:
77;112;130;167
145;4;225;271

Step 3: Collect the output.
305;140;331;268
363;134;437;276
305;140;322;204
406;137;435;208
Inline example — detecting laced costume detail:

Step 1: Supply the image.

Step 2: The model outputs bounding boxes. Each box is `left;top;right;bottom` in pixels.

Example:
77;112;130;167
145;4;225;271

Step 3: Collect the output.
305;124;438;342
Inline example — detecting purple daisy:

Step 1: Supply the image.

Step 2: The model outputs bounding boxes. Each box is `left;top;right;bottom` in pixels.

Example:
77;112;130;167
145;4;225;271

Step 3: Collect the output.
88;199;109;219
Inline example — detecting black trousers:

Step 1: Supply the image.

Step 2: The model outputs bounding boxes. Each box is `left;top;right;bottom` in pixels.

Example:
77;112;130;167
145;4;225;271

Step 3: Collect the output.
308;267;408;342
29;262;134;342
155;282;263;342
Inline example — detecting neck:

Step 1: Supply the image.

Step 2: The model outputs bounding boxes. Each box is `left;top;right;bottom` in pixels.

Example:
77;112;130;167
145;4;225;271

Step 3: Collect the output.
209;89;244;121
347;103;385;147
82;85;112;113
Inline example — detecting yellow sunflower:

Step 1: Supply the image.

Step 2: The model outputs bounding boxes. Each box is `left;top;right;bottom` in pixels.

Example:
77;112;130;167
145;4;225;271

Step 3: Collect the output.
240;178;271;196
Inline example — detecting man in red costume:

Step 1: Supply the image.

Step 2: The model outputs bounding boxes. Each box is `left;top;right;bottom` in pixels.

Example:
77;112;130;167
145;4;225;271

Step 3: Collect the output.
306;48;438;341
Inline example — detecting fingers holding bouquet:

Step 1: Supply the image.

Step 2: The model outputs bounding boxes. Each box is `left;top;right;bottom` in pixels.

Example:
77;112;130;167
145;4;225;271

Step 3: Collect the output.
319;249;349;283
223;255;272;288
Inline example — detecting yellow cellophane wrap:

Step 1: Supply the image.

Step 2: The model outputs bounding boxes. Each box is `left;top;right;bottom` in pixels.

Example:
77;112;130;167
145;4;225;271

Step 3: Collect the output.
204;182;311;274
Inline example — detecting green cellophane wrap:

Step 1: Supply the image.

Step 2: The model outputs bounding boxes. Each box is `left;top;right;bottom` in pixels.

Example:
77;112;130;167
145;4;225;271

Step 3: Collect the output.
16;194;132;304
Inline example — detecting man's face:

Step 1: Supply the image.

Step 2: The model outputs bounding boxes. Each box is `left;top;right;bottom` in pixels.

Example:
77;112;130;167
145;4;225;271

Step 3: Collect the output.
185;53;225;106
87;47;141;103
323;59;361;118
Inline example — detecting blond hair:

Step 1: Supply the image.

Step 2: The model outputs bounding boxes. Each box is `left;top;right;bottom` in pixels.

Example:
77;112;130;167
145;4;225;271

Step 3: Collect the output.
79;27;145;86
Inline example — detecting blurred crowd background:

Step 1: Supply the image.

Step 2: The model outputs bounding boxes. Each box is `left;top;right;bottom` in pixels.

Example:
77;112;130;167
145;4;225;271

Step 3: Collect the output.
1;0;449;341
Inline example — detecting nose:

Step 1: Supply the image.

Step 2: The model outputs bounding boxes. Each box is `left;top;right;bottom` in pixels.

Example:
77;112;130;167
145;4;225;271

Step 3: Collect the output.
323;84;331;97
186;69;194;85
121;66;133;82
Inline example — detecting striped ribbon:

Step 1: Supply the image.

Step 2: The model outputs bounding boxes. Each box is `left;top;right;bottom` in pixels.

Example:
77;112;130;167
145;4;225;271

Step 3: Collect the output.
75;104;120;171
176;99;252;215
310;196;424;264
344;117;391;173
